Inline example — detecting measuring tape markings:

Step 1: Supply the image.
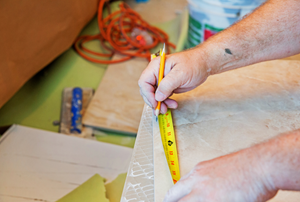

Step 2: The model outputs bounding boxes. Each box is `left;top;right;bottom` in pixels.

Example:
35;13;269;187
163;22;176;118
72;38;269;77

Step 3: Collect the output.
158;109;180;184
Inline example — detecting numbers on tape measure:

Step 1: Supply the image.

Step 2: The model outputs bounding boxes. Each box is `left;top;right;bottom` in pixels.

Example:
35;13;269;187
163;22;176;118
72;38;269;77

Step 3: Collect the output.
158;109;180;184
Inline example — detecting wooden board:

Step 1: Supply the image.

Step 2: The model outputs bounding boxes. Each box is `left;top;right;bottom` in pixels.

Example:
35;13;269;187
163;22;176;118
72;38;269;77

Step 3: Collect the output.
82;54;148;135
153;60;300;201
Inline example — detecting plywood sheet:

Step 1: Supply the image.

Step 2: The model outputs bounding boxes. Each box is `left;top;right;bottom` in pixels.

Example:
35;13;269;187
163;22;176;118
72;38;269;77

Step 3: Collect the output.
153;60;300;201
83;54;148;135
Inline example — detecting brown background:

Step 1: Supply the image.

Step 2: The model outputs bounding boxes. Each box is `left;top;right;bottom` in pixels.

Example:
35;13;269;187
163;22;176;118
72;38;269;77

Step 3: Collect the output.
0;0;98;108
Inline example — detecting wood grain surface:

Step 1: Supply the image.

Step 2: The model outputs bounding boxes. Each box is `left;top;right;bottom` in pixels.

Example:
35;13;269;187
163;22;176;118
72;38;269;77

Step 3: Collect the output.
82;54;148;134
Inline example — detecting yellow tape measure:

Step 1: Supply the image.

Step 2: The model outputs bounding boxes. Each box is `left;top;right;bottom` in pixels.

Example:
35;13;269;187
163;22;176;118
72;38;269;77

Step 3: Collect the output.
158;109;180;184
151;52;180;184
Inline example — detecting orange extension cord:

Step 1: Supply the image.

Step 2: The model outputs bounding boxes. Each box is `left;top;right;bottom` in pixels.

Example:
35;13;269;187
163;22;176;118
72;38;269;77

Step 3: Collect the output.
74;0;176;64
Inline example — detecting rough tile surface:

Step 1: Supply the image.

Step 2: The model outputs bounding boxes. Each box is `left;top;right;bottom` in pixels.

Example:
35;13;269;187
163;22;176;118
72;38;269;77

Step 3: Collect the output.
154;60;300;201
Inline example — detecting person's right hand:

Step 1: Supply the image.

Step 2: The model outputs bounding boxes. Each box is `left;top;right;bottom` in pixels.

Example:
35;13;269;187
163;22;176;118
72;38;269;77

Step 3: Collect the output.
138;48;211;114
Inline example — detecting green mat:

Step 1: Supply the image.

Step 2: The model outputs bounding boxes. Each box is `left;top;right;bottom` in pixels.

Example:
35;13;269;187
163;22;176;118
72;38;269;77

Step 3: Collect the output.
56;174;109;202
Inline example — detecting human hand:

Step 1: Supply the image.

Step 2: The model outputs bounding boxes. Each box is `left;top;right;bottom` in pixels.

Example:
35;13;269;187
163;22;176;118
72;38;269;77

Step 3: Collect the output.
163;149;277;202
138;49;210;114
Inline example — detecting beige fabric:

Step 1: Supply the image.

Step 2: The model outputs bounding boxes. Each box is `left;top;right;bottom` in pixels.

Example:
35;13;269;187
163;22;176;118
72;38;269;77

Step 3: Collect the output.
0;0;98;108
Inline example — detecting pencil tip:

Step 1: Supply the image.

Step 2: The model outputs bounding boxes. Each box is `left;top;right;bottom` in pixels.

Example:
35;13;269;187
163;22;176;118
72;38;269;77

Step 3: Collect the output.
155;109;159;117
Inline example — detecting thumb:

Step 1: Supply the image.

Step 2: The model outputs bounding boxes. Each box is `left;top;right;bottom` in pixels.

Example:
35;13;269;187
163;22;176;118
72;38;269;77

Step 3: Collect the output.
163;179;193;202
155;69;181;101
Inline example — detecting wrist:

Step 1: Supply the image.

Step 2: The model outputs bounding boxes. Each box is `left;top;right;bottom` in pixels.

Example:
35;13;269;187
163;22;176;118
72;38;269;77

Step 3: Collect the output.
239;144;278;195
265;132;300;191
251;145;278;193
193;37;239;76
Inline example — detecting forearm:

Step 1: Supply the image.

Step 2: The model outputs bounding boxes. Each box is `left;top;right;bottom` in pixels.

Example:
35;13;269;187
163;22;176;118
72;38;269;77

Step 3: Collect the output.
261;130;300;191
227;130;300;196
243;130;300;192
195;0;300;75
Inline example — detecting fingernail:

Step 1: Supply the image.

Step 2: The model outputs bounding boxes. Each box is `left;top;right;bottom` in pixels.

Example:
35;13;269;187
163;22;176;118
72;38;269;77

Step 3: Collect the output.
156;90;166;101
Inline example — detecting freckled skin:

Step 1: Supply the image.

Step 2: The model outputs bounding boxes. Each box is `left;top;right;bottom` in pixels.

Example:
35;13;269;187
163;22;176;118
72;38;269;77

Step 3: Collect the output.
139;0;300;201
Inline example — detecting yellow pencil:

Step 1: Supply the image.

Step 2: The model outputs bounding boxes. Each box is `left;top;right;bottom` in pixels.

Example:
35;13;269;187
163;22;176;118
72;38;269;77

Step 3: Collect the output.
155;43;166;117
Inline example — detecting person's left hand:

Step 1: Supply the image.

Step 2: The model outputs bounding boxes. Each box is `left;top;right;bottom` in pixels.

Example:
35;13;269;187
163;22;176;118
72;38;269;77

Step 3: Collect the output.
163;148;278;202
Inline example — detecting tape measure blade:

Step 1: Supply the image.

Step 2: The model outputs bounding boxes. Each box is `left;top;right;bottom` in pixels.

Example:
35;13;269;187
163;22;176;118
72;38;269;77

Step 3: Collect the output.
158;109;180;184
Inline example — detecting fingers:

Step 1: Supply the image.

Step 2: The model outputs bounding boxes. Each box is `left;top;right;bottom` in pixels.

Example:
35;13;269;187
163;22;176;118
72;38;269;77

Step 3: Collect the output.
157;99;178;115
139;55;179;108
160;102;168;114
138;57;161;107
139;54;187;110
140;50;206;107
140;92;154;108
163;179;193;202
155;67;182;102
164;98;178;109
140;87;157;109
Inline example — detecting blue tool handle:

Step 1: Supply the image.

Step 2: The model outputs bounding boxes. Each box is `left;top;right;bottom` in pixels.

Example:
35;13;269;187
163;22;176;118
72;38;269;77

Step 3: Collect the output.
70;87;83;134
